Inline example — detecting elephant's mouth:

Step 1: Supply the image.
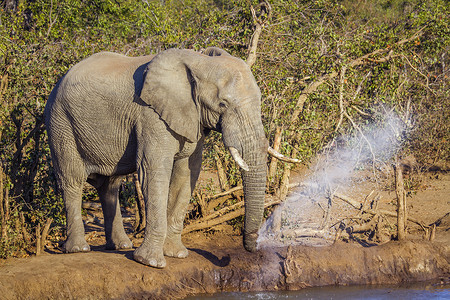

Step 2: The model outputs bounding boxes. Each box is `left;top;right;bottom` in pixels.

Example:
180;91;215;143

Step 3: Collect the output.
214;116;223;132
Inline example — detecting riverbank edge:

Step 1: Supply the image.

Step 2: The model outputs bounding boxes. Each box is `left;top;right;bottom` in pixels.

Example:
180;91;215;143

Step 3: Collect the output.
0;238;448;299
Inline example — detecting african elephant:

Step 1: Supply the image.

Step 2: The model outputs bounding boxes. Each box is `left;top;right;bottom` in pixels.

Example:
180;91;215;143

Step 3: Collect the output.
44;47;268;268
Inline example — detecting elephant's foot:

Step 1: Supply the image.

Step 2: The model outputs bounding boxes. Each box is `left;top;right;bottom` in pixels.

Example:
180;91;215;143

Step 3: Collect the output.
105;234;133;250
134;244;166;268
64;237;90;253
163;237;188;258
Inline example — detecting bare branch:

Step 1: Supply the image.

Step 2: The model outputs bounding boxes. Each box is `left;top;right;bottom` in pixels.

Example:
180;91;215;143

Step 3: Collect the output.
183;195;281;234
334;65;347;133
333;191;424;227
268;127;282;183
268;146;301;163
208;185;243;200
40;218;53;253
394;158;407;240
247;1;272;67
288;27;426;126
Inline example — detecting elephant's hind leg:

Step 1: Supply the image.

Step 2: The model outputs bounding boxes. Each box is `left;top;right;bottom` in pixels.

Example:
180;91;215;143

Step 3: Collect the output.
60;180;91;253
95;175;133;250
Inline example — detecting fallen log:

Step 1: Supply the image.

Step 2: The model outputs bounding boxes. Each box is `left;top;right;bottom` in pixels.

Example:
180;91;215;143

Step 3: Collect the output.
281;228;328;239
208;185;243;200
346;214;379;234
333;192;425;227
183;196;282;234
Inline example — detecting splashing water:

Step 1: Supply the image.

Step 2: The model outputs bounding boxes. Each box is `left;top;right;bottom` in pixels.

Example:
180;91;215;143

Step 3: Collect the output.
257;112;407;249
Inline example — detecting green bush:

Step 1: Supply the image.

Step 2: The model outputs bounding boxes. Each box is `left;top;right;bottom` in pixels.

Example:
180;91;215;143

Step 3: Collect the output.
0;0;448;257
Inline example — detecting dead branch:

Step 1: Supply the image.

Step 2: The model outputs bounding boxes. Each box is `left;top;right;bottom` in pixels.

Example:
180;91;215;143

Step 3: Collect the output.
394;158;407;240
268;146;301;163
335;65;347;133
351;104;371;117
183;195;281;234
0;70;8;102
428;224;436;241
333;191;424;227
204;189;242;215
268;127;282;183
208;185;243;200
196;191;208;217
247;0;272;67
214;145;230;191
192;198;245;225
40;218;53;252
133;173;146;234
279;147;298;200
288;27;426;125
0;167;6;242
347;214;379;233
35;223;41;255
281;228;328;239
366;50;397;63
184;207;244;234
20;212;30;243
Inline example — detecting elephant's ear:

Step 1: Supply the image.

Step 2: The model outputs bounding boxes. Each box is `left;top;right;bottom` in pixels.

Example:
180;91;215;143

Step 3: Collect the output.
203;47;231;57
140;49;201;143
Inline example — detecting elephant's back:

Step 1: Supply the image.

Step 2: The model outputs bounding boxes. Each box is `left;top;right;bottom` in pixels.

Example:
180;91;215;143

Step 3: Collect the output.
44;52;154;175
48;52;154;116
69;52;154;80
60;52;153;99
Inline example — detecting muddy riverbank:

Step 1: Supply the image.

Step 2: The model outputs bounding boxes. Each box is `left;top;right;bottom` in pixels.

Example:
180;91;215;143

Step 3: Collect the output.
0;232;448;299
1;172;449;299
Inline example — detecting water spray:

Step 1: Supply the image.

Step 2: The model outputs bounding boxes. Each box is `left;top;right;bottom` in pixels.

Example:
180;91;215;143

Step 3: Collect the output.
258;110;408;249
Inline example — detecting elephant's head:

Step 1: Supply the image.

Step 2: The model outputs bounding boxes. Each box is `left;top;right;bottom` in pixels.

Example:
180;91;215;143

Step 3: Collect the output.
140;47;267;252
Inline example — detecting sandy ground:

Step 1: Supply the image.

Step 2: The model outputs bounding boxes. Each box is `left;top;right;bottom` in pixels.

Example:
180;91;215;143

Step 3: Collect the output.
0;172;449;299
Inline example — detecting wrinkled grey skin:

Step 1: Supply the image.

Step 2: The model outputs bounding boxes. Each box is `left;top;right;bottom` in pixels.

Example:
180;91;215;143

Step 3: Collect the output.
45;47;267;268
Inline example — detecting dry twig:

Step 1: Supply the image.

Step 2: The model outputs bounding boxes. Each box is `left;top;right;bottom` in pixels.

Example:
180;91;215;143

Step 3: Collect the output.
288;26;426;126
394;158;407;240
247;1;272;67
40;218;53;252
133;173;146;234
333;191;424;227
268;127;282;184
183;195;282;234
214;145;230;191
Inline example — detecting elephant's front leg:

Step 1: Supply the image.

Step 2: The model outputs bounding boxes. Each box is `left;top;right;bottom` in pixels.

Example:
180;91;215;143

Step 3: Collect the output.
164;141;203;258
133;156;174;268
164;158;201;258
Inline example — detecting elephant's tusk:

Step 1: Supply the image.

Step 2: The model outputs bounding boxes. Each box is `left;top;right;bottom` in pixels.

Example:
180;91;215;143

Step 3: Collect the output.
268;146;301;163
229;147;250;171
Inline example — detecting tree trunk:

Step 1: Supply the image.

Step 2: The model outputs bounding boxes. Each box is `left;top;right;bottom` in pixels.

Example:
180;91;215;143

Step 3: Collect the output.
133;173;146;234
394;158;407;240
3;0;18;12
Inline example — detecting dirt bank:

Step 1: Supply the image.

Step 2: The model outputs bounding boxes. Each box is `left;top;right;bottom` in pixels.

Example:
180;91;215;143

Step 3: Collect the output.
0;172;449;299
0;232;448;299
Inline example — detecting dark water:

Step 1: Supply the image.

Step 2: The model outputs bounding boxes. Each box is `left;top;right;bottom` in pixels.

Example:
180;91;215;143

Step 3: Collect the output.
186;282;450;300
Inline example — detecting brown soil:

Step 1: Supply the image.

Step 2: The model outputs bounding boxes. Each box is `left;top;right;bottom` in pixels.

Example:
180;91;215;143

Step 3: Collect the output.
0;172;449;299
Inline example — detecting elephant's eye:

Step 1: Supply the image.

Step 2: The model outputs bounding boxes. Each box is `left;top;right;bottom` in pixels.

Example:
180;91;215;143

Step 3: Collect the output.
219;102;227;109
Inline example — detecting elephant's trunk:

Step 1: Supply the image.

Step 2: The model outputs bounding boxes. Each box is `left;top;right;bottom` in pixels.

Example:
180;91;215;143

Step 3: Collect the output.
220;103;267;252
241;153;266;252
237;133;267;252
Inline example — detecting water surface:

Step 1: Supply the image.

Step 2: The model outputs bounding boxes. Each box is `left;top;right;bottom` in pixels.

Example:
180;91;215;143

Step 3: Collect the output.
186;282;449;300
